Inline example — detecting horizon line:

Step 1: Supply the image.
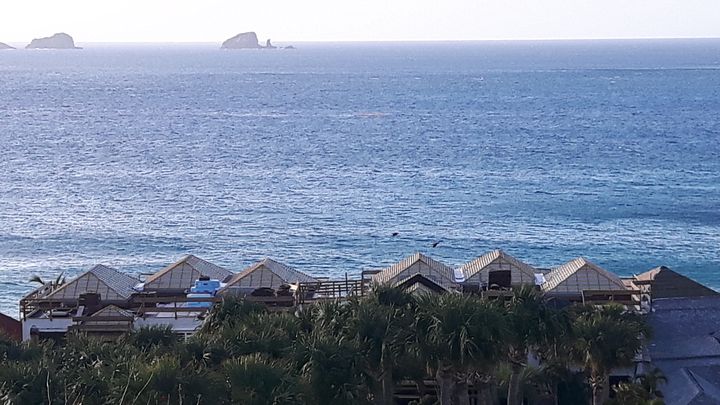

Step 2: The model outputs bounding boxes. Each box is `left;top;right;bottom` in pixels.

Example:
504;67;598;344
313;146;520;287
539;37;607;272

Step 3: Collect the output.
4;35;720;46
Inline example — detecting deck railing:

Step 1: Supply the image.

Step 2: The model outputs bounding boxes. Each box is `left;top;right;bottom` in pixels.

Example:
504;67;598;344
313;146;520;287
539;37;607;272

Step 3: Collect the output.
295;277;370;304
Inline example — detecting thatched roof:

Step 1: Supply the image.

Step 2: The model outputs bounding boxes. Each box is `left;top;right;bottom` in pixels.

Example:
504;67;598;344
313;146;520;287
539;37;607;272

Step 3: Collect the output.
46;264;139;301
460;250;537;286
221;258;317;291
541;257;626;294
372;253;458;291
635;266;717;299
142;255;234;290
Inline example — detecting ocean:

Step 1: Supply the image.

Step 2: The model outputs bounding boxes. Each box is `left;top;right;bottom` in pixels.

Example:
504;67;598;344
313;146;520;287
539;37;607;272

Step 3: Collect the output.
1;39;719;315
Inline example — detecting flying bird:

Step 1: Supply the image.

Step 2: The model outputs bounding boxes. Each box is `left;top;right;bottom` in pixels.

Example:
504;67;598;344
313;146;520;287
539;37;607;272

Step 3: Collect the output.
391;232;399;237
431;240;442;248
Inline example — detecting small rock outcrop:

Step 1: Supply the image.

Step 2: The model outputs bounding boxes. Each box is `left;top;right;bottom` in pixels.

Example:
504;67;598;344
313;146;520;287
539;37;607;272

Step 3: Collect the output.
26;33;81;49
221;32;261;49
0;42;14;50
221;32;288;49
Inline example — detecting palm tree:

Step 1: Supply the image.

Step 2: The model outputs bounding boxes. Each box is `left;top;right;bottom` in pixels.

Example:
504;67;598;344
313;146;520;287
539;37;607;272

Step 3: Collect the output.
199;296;266;333
347;287;415;405
215;311;299;358
294;330;367;405
224;354;300;405
571;304;650;405
505;286;566;405
415;293;507;405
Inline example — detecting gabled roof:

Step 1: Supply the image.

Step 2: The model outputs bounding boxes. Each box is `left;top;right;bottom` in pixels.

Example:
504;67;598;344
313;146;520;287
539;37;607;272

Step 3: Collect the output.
46;264;139;300
635;266;717;299
223;258;317;288
541;257;626;293
460;249;537;281
88;304;135;319
397;273;448;294
372;253;457;290
142;255;234;290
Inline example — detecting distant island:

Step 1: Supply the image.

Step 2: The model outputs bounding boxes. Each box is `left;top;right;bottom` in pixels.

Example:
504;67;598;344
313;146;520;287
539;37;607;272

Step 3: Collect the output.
26;33;81;49
221;32;292;50
0;42;14;50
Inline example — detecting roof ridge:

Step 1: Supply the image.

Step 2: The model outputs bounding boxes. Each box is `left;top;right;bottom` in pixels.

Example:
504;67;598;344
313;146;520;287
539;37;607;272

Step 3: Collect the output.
417;252;453;271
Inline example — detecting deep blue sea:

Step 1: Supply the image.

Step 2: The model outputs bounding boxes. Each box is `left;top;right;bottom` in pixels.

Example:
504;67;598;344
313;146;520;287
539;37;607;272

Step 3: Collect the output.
1;40;719;315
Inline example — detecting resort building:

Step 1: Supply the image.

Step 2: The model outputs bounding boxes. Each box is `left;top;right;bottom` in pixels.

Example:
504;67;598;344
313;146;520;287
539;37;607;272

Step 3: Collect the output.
371;253;460;294
44;264;138;302
131;255;235;338
20;264;140;341
16;245;716;390
68;304;135;340
219;257;318;296
632;266;717;302
541;257;635;305
13;250;720;404
459;249;537;291
136;254;234;294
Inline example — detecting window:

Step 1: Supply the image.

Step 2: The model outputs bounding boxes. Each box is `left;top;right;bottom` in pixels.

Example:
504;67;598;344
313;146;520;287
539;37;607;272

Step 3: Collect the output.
488;271;512;289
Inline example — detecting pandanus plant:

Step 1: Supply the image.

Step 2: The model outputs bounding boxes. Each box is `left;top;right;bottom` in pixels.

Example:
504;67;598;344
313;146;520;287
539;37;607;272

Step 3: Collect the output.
28;272;66;291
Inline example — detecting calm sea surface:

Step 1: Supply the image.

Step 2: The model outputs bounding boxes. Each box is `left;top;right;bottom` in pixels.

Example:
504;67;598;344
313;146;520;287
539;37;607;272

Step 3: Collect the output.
1;40;719;315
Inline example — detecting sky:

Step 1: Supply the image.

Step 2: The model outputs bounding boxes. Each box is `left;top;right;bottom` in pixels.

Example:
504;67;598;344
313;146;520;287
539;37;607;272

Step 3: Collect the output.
0;0;718;43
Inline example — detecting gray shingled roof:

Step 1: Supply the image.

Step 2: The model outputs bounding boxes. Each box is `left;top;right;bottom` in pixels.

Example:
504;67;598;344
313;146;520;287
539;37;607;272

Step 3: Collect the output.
144;255;234;286
541;257;626;293
224;258;317;287
635;266;718;299
459;249;537;281
372;253;457;290
46;264;140;300
649;296;720;405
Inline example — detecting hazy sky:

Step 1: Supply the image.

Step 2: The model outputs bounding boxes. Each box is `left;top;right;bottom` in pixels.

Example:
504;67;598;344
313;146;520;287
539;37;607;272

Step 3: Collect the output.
1;0;718;43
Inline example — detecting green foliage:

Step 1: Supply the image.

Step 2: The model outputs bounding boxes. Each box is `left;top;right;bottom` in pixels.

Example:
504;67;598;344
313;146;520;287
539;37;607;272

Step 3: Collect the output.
570;304;650;405
200;295;266;332
126;325;177;351
224;354;301;405
606;381;665;405
416;293;507;369
0;292;653;405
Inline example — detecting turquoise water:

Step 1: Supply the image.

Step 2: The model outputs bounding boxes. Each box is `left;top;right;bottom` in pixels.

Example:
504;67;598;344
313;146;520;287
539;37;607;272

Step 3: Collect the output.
1;40;719;315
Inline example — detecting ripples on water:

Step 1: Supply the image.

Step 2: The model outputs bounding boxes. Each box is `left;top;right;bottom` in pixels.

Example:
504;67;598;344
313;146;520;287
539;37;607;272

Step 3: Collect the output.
1;40;719;315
